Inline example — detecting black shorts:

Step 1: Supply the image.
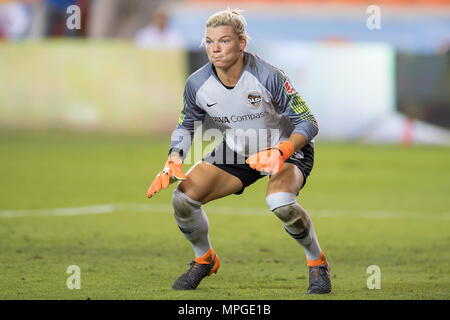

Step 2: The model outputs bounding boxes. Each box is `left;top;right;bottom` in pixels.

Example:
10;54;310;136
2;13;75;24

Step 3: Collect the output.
202;140;314;195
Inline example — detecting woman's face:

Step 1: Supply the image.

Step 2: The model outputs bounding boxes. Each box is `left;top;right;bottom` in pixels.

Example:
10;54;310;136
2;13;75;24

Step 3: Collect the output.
205;25;246;70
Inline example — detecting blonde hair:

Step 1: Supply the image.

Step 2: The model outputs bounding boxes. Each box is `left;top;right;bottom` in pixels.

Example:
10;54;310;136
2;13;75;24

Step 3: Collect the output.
202;8;250;46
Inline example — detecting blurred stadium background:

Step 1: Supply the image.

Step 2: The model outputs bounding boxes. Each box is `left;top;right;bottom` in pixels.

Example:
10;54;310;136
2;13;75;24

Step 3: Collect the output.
0;0;449;300
1;0;449;142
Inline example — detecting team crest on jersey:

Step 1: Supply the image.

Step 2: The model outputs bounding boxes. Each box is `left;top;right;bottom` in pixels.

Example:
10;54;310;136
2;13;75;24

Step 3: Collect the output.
247;91;262;108
284;79;296;95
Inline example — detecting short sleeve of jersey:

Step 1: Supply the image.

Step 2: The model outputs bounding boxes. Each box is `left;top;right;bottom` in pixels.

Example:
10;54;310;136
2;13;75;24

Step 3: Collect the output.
270;69;319;142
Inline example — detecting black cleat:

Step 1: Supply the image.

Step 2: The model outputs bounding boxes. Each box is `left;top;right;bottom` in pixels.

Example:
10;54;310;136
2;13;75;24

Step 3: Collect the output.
172;250;220;290
307;262;331;294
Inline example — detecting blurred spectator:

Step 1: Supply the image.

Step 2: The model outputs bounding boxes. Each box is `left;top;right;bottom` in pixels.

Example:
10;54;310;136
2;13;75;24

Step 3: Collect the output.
88;0;165;39
0;0;32;41
133;7;184;50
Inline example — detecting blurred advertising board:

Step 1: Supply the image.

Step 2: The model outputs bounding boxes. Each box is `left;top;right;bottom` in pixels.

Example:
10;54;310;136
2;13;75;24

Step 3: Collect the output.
260;41;396;141
0;40;186;135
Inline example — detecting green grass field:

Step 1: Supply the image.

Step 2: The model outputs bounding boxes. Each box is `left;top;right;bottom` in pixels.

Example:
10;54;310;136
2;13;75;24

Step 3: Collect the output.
0;132;449;300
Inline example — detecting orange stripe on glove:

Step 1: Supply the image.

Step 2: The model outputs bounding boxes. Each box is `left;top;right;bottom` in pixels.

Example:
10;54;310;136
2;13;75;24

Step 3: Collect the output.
246;141;295;174
147;156;187;198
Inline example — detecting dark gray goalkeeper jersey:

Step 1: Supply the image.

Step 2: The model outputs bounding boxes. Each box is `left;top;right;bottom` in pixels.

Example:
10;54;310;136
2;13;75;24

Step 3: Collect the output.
169;51;319;160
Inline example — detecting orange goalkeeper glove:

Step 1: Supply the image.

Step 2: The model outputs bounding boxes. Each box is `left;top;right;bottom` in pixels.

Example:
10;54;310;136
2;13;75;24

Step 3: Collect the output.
246;141;295;174
147;156;187;198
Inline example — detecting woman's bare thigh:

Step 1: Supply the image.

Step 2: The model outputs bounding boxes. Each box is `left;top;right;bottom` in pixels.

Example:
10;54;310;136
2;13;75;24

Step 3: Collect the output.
177;161;243;204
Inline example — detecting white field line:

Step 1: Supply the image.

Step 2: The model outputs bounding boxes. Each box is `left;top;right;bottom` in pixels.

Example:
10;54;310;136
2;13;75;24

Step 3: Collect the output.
0;203;449;220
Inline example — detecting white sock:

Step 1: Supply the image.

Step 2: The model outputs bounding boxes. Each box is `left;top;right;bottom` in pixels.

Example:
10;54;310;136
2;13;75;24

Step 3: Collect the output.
172;189;212;257
281;202;322;261
284;213;322;261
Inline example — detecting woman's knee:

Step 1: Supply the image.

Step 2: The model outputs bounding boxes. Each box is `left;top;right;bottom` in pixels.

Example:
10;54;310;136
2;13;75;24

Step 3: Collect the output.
265;192;309;231
172;188;202;219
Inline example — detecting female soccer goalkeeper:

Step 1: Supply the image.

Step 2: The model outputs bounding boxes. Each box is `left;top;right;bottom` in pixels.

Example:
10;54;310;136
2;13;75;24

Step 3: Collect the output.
146;8;331;294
